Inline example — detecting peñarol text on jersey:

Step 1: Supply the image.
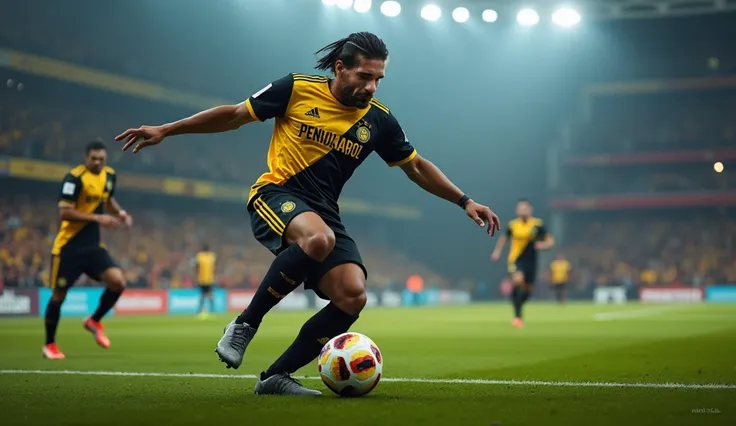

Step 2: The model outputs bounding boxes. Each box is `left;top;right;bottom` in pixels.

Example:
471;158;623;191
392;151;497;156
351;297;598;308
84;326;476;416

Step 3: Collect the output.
297;123;365;160
244;73;417;212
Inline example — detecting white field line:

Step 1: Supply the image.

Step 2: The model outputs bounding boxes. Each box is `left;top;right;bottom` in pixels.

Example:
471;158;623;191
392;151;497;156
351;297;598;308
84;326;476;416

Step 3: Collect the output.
1;369;734;390
593;307;680;321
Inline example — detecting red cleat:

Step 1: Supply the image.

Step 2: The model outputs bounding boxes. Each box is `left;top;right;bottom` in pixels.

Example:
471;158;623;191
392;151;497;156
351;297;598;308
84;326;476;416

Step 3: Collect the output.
42;343;66;359
83;317;111;349
512;317;524;328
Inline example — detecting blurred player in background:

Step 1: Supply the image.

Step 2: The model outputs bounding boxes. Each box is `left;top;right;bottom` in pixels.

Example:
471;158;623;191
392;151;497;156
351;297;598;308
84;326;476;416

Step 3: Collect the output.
116;31;500;396
43;140;132;359
491;199;554;328
549;253;571;305
194;243;217;319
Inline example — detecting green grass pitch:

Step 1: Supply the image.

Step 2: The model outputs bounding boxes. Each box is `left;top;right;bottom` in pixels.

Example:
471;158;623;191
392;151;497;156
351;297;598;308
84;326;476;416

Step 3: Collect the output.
2;302;735;426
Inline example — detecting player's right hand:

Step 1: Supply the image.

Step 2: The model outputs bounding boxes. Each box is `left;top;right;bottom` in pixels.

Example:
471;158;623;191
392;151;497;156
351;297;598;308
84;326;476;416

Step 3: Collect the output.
491;252;501;262
116;125;167;153
96;214;121;230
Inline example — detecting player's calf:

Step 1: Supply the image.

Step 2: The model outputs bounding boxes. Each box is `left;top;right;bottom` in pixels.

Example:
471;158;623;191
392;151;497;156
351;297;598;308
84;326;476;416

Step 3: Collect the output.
85;267;126;349
43;288;67;357
257;264;364;385
234;212;335;329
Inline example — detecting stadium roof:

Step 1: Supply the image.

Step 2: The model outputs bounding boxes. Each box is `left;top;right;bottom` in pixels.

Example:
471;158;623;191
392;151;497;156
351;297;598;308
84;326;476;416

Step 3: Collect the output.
393;0;736;21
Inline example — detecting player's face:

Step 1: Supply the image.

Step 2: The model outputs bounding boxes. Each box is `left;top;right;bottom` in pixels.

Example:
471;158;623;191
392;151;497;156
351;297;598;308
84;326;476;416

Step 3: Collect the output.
336;57;385;108
516;201;532;218
85;149;107;174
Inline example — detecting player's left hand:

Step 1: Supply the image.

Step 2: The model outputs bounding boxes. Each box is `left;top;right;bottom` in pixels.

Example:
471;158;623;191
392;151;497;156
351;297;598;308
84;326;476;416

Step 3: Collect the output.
119;212;133;228
535;240;552;250
465;201;501;236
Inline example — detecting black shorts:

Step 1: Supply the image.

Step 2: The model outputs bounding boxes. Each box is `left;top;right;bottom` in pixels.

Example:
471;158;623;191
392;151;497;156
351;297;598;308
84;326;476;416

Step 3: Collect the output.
552;282;567;289
50;246;117;289
199;284;214;295
248;185;367;300
508;260;537;285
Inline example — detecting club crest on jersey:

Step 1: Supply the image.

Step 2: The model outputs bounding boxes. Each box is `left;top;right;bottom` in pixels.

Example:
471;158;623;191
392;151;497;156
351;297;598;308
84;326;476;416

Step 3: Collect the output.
281;201;296;213
356;126;371;143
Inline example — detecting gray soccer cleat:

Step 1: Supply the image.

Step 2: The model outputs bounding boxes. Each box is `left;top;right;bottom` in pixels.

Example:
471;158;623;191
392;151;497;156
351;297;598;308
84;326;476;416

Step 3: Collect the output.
214;320;257;369
254;372;322;396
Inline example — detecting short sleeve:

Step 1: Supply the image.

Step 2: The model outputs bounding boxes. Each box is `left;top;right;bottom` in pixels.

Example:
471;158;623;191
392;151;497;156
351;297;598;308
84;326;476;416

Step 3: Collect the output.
375;112;417;167
244;74;295;121
108;172;117;198
536;222;548;239
58;173;81;207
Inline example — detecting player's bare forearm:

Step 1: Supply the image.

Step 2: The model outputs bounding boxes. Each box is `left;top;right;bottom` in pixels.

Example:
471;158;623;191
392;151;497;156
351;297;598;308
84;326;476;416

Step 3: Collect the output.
59;207;100;223
400;155;465;205
536;235;555;250
162;103;254;137
106;198;125;216
492;235;507;257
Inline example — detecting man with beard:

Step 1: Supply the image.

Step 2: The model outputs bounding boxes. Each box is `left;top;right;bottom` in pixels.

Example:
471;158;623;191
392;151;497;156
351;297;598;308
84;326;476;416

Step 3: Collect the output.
116;32;500;396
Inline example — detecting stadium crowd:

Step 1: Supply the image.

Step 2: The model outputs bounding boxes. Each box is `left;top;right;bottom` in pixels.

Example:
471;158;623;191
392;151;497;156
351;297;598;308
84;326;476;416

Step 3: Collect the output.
0;88;255;183
573;91;736;154
555;88;736;293
0;193;448;292
560;216;736;293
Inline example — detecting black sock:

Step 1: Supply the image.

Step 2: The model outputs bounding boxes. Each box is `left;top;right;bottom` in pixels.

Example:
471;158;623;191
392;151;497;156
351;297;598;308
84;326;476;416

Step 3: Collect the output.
236;244;318;328
264;302;358;378
198;295;206;313
45;300;62;345
91;289;123;322
511;287;523;318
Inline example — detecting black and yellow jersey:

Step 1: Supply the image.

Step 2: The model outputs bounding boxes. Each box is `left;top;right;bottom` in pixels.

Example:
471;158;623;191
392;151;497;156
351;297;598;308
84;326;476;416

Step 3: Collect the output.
244;73;417;212
550;259;571;284
505;217;548;266
195;251;216;285
51;165;116;255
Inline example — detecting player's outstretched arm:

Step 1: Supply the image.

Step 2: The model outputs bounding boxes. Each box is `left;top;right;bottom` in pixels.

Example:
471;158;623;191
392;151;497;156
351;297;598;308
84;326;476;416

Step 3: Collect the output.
399;154;501;236
115;102;256;153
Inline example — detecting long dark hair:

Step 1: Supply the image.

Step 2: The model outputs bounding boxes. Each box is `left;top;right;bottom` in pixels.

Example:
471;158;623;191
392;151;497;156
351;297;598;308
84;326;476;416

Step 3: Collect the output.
315;32;388;73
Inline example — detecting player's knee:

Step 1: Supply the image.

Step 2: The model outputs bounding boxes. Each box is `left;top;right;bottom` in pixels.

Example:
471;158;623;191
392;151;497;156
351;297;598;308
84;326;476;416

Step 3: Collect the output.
51;289;68;303
511;272;525;286
333;283;366;316
102;268;126;292
319;264;367;315
299;229;336;261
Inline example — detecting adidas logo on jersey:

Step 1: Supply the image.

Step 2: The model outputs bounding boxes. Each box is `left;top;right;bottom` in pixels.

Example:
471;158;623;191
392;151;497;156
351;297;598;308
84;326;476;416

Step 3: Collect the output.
305;107;320;118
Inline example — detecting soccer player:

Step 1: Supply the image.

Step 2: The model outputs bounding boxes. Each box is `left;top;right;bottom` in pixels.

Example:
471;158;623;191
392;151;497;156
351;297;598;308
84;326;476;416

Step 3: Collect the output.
194;243;217;318
43;140;132;359
549;253;571;305
116;32;500;396
491;199;554;328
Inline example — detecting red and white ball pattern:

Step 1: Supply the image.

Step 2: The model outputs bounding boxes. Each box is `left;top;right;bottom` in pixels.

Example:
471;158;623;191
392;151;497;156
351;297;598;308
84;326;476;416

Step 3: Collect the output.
317;332;383;397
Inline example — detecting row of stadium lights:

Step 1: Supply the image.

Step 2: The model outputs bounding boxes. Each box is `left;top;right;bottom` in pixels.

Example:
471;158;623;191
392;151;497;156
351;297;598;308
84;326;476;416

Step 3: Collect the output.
322;0;582;27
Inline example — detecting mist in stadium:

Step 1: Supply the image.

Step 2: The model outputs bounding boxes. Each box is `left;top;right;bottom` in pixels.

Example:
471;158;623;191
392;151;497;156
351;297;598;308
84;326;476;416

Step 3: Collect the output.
1;0;735;424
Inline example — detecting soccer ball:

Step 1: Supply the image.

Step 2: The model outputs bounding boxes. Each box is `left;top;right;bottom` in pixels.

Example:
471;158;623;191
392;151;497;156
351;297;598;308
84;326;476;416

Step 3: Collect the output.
317;332;383;397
